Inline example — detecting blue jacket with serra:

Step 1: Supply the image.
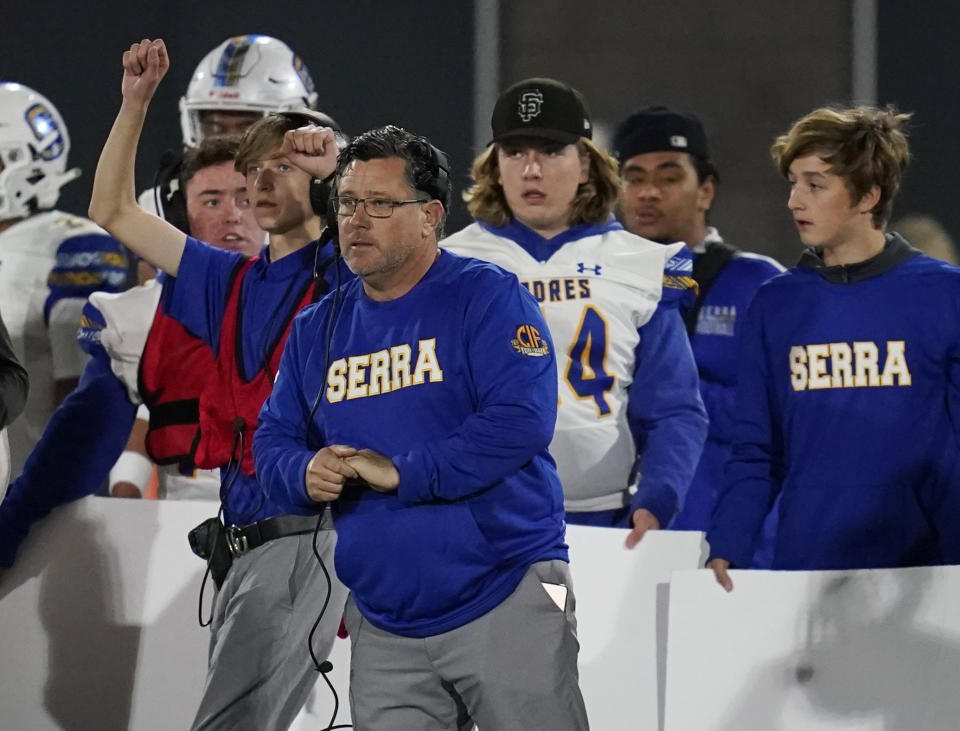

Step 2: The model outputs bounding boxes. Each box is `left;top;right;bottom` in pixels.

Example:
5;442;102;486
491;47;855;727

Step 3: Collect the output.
707;235;960;570
254;251;569;638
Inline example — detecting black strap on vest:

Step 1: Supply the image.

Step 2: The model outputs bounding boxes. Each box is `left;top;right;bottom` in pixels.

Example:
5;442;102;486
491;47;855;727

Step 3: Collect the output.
683;240;738;336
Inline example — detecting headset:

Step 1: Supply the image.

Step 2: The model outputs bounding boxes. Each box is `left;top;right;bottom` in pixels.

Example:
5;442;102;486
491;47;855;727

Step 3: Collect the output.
153;149;190;234
411;137;452;212
275;109;347;218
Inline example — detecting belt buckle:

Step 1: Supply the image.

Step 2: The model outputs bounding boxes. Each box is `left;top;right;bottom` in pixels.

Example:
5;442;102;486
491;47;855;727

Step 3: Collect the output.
226;525;249;557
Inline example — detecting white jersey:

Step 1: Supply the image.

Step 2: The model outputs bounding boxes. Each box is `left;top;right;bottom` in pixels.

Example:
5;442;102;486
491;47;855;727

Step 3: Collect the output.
444;223;684;511
0;211;127;474
91;282;221;501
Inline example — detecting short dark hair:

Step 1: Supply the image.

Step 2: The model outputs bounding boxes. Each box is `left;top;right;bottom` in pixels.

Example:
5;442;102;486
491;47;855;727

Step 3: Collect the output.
335;125;451;234
690;155;719;186
180;135;241;189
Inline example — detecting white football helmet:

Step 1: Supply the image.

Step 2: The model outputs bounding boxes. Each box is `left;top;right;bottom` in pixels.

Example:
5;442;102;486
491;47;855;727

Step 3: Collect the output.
179;34;319;147
0;83;80;221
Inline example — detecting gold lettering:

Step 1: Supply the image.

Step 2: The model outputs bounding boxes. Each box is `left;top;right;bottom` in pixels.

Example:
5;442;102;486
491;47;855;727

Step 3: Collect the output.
829;342;853;388
880;340;912;386
368;350;391;395
853;341;880;387
412;339;444;384
347;355;370;400
789;346;808;391
326;358;347;402
807;344;830;390
391;344;412;390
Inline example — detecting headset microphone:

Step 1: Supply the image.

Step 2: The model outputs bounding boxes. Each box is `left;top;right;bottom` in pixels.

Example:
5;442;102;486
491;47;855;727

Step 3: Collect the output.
318;660;333;674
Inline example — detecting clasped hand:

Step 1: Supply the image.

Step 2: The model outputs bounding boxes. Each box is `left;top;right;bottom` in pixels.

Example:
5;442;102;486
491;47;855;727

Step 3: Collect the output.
305;445;399;502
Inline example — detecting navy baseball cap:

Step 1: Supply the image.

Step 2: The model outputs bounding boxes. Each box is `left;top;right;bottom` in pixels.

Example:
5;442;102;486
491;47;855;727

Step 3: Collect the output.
612;106;710;163
490;78;592;146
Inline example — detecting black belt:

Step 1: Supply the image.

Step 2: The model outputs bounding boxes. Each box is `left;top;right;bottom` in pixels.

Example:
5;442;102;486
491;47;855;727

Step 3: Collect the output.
225;514;319;557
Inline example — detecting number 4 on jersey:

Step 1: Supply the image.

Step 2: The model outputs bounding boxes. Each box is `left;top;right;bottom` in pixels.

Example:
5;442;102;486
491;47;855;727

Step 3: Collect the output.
565;305;614;416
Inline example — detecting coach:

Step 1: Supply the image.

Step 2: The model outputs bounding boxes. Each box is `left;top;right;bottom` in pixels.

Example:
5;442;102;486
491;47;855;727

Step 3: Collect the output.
254;125;589;730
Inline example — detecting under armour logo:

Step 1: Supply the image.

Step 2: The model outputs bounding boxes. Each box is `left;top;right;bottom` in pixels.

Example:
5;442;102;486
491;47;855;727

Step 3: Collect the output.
518;91;543;122
577;263;602;275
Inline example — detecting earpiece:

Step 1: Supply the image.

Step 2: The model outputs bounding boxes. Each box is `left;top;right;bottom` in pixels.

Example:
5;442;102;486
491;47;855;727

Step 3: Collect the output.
413;140;451;210
323;189;339;251
154;149;189;235
276;110;348;220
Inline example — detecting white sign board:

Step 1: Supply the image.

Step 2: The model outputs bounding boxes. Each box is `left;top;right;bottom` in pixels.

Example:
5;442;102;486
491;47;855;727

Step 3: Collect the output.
664;566;960;731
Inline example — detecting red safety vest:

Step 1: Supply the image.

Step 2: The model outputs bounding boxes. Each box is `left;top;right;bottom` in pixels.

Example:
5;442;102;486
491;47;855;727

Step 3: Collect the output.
192;258;320;475
138;277;230;470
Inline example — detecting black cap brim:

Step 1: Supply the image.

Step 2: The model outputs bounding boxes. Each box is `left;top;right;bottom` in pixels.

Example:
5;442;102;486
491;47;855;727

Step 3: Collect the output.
489;127;582;147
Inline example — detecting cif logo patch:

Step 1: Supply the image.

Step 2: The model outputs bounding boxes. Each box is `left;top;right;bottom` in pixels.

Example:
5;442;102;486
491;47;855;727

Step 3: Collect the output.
518;91;543;122
25;104;65;161
511;324;550;357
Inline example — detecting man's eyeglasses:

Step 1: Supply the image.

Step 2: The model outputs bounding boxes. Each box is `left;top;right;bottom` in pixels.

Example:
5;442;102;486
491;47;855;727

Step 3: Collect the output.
333;196;426;218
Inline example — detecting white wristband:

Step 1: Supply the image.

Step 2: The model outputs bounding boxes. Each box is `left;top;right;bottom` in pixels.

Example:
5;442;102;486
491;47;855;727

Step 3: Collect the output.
109;451;155;492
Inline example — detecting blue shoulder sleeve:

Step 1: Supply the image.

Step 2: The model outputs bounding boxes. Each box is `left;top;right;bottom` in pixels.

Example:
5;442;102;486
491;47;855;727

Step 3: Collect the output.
660;248;698;310
44;233;129;325
76;299;107;355
162;237;246;351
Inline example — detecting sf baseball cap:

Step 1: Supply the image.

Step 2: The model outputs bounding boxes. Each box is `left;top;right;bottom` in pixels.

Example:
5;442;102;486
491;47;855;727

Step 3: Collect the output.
612;106;710;163
490;77;592;146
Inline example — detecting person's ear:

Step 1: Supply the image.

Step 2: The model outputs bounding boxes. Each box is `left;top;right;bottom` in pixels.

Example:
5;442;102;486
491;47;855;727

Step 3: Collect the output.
697;177;716;214
857;184;881;217
421;199;444;236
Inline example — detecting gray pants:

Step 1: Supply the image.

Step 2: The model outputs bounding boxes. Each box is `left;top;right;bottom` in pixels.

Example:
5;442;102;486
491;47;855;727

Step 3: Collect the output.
344;559;590;731
191;515;347;730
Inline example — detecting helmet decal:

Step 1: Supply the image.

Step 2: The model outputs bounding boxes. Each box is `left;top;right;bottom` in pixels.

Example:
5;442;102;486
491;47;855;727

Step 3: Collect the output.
212;35;260;88
25;104;65;161
292;54;316;97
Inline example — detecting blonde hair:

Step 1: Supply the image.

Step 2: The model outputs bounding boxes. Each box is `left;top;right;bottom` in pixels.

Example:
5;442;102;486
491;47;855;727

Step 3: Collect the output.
234;114;298;174
770;105;911;229
464;138;621;227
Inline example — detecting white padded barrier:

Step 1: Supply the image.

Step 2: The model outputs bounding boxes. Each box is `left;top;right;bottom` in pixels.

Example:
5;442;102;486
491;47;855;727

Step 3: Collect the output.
0;497;707;729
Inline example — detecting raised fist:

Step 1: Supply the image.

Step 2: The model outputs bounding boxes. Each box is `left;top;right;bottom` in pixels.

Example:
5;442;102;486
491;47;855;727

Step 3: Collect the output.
121;38;169;106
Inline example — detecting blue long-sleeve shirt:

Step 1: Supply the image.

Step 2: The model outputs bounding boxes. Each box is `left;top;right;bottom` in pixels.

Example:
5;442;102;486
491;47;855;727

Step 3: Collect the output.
255;250;568;637
707;234;960;569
